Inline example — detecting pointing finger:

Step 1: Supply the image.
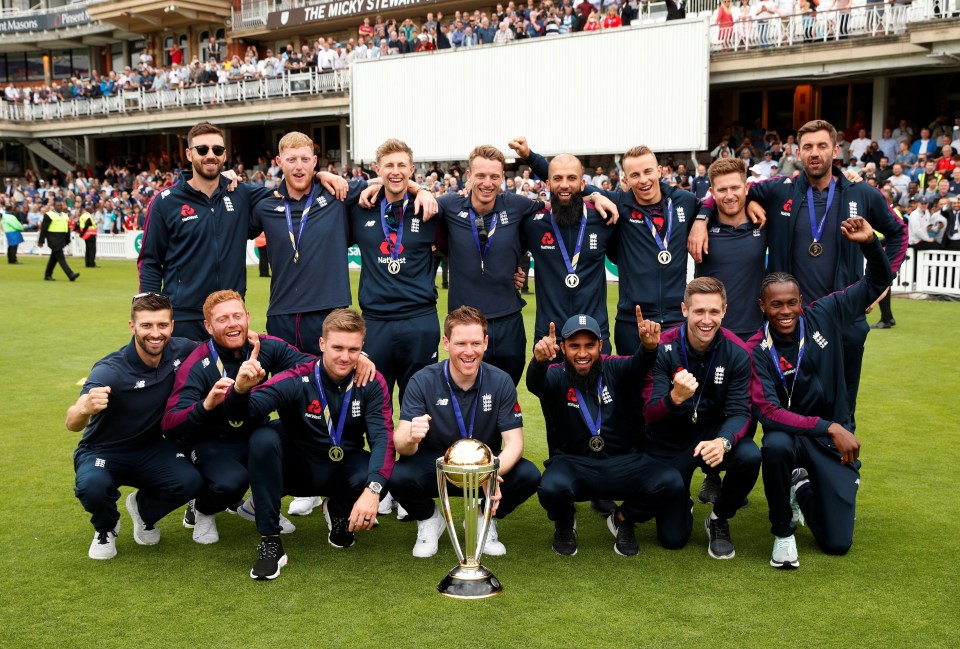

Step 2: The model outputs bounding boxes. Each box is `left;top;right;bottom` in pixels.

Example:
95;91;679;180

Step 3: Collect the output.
249;336;260;362
548;321;556;340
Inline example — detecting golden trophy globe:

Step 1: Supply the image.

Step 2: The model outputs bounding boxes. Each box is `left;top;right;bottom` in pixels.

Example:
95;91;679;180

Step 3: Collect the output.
435;438;503;599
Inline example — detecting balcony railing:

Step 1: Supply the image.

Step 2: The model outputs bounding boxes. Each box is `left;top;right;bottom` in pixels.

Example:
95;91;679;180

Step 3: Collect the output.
0;69;349;123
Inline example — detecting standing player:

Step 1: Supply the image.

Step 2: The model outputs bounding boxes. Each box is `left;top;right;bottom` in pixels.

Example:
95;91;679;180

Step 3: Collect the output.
528;309;686;557
138;122;346;342
162;290;314;543
643;278;759;560
519;152;615;354
514;139;703;354
223;309;394;580
751;216;891;568
693;158;766;341
350;138;440;405
691;119;906;427
67;293;202;560
392;307;541;558
434;146;542;385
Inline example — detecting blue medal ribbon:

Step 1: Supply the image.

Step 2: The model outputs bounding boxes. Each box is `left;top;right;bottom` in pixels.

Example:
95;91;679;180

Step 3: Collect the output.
208;340;251;378
573;374;604;441
314;362;354;449
642;198;674;254
806;178;835;245
764;316;805;410
468;204;498;274
379;194;410;261
550;204;588;276
283;183;319;264
679;323;719;424
444;359;482;439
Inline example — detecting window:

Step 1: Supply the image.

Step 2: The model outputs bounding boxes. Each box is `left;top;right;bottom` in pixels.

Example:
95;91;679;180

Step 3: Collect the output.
26;52;45;81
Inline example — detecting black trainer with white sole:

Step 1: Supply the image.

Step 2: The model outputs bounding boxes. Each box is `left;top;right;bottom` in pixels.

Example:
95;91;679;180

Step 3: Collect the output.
251;535;287;581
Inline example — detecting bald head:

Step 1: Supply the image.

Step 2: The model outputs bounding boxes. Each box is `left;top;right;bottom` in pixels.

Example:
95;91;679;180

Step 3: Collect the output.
548;153;584;176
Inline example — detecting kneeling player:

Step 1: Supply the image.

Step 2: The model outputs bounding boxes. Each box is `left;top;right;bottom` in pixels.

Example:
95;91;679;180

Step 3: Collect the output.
752;216;891;568
644;278;760;559
392;307;541;558
67;293;202;559
224;309;394;580
528;309;686;557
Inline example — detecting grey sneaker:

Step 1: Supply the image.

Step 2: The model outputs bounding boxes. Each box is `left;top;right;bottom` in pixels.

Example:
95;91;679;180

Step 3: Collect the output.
770;534;799;569
125;491;160;545
705;516;735;559
88;523;120;560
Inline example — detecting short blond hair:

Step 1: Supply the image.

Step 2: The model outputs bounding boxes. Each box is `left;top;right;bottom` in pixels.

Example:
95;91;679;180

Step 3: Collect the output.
623;145;656;163
468;145;505;172
375;138;414;165
322;308;366;338
278;131;315;153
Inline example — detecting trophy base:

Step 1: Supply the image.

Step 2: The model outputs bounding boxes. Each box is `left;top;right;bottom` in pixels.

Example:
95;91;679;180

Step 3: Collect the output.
437;564;503;599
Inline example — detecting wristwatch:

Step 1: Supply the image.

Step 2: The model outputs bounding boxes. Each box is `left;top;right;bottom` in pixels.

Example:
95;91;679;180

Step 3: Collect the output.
720;438;732;453
367;481;383;495
695;213;709;222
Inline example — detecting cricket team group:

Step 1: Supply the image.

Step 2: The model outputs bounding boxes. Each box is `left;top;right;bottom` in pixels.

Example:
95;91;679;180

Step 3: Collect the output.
66;118;905;580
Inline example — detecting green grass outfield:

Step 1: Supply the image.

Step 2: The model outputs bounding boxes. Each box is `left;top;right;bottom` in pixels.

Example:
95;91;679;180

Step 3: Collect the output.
1;257;957;648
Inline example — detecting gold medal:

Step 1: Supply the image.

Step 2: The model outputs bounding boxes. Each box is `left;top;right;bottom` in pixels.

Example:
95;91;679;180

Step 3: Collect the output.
589;436;605;452
328;446;344;462
808;241;823;257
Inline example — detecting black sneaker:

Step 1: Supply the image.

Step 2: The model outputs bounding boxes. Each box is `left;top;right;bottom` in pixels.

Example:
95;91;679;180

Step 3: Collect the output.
328;516;356;549
250;535;287;581
705;516;735;559
606;512;638;557
182;499;196;528
589;499;617;517
552;523;578;556
698;474;722;505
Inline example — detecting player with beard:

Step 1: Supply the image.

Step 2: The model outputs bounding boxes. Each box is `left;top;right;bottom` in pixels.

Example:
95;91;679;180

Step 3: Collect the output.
521;153;616;356
139;123;349;342
162;290;333;544
691;120;906;430
68;293;202;560
643;278;759;560
528;309;687;557
750;217;891;569
511;137;711;355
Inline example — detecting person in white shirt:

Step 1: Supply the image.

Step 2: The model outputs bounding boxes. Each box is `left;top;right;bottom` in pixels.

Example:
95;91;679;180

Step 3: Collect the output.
849;129;872;162
908;197;943;247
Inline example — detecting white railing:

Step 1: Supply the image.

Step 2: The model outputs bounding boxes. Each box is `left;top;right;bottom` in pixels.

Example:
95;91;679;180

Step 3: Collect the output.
916;249;960;295
0;70;351;123
709;3;914;51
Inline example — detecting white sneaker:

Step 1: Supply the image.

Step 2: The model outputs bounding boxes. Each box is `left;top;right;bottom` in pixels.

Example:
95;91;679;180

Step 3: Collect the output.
88;523;119;560
412;507;446;558
236;497;297;534
770;535;800;569
482;517;506;556
288;496;322;516
396;503;410;521
378;492;395;516
125;491;160;545
192;510;220;544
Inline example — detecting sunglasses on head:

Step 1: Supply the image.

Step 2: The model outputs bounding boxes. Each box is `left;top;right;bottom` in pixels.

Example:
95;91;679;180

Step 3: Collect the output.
191;144;226;156
132;291;164;303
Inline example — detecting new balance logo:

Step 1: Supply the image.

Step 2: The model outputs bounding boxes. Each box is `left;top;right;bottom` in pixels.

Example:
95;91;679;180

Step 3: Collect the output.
176;452;185;458
134;380;145;389
302;375;310;382
365;220;376;227
664;344;673;352
813;331;828;348
275;205;286;212
435;398;449;406
161;189;171;198
173;359;181;369
457;210;469;219
94;458;106;468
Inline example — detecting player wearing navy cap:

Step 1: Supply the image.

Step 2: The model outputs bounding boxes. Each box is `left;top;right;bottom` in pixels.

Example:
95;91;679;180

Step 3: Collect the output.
751;216;891;569
67;293;202;560
643;277;759;560
392;307;541;558
528;309;686;557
